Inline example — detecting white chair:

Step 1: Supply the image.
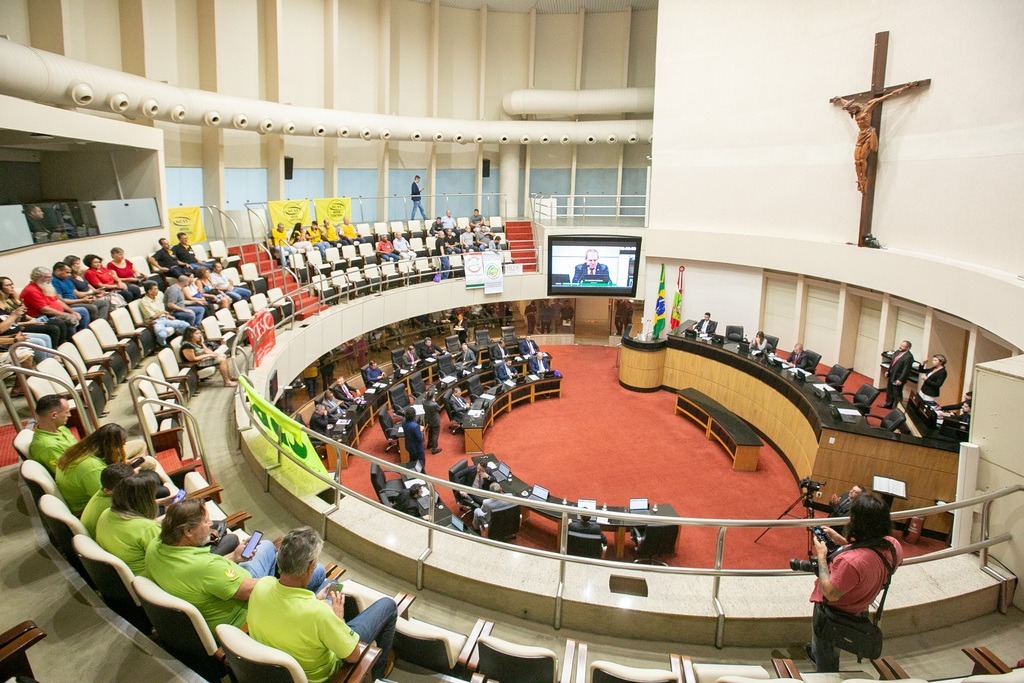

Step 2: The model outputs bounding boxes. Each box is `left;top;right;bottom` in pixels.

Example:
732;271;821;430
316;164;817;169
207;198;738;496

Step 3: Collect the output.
389;220;406;235
373;221;389;237
357;241;376;262
110;308;156;356
397;259;414;285
191;243;211;263
407;219;423;238
394;617;469;675
380;261;400;288
363;264;383;291
72;328;127;383
288;252;309;282
355;223;372;241
233;299;253;323
56;342;114;399
589;658;681;683
215;624;309;683
13;428;35;461
208;240;241;268
489;216;504;231
201;316;235;347
215;308;238;332
90;319;140;369
346;267;369;296
30;357;96;422
457;216;470;229
329;273;349;299
414;257;434;282
73;534;151;632
502;249;514;264
239;262;267;294
139;401;184;458
145;362;189;402
409;236;427;258
223;266;242;286
158;346;210;395
324;246;343;271
20;459;62;507
691;662;771;683
473;634;568;683
341;243;362;268
249;293;269;313
127;299;147;327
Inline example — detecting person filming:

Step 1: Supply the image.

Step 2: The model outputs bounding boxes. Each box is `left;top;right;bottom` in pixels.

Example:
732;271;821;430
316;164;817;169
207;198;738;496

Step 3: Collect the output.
805;492;902;672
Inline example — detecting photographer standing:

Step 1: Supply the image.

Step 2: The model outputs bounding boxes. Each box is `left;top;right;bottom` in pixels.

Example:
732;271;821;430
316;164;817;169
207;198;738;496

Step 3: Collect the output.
808;492;903;672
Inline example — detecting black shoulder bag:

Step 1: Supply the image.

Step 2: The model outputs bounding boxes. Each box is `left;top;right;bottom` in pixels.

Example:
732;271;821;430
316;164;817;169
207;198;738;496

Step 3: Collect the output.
819;540;897;661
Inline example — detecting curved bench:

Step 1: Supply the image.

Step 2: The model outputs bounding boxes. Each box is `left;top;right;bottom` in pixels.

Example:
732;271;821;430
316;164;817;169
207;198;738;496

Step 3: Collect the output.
674;388;762;471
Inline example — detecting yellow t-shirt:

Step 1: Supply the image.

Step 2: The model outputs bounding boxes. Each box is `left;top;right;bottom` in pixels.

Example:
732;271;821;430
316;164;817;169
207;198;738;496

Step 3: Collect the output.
270;227;289;247
307;226;323;243
340;222;357;240
323;224;340;241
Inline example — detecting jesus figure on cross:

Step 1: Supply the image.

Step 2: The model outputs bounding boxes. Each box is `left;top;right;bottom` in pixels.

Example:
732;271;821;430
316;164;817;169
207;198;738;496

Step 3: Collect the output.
831;80;926;192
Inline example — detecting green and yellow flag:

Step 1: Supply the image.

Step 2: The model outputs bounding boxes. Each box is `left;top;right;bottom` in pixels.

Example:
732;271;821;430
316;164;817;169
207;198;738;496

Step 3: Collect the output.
238;376;329;477
653;264;666;340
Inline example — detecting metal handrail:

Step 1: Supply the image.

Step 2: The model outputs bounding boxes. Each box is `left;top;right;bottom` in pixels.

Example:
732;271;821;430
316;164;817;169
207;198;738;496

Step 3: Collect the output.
201;205;245;250
137;396;216;485
127;374;191;459
7;341;102;431
0;363;100;433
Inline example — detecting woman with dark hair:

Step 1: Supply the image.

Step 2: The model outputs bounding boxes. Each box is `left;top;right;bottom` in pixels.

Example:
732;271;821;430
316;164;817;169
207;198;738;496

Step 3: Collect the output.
83;253;140;302
751;330;769;355
94;474;161;576
54;424;166;514
289;223;314;253
180;326;236;387
0;276;66;348
193;267;231;311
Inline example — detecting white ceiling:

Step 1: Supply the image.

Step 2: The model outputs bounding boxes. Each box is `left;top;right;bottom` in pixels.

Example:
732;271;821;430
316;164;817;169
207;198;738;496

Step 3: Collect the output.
407;0;658;13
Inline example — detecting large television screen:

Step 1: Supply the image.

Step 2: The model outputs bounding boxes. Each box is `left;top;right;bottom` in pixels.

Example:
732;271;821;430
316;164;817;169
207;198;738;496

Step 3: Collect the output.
547;234;641;297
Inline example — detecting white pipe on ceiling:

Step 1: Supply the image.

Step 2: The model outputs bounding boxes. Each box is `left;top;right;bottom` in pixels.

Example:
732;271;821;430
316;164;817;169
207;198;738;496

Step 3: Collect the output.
0;40;653;145
502;87;655;117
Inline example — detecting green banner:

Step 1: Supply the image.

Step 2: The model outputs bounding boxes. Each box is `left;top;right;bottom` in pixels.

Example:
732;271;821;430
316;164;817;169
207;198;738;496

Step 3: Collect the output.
239;376;329;477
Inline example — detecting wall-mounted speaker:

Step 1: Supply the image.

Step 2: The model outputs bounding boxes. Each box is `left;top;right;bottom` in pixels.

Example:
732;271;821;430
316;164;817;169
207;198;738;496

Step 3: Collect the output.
284;156;294;180
482;159;491;178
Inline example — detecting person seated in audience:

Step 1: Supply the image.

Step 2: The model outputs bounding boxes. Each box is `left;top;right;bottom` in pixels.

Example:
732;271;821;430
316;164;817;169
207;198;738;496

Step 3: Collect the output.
488;340;509;363
29;395;76;475
429;216;445;237
171;232;213;270
339;216;358;244
0;297;53;362
290;223;315;253
393;482;427;518
96;473;166;576
750;330;769;355
392;232;414;260
939;398;971;428
448;388;470;425
179;326;236;387
494;359;517;383
149;237;193;280
247;527;397;682
17;267;80;343
469;209;485;229
527;354;552;376
363;359;383;384
418;336;443;360
442;228;461;254
165;274;207;325
139;282;190;347
918;353;947;403
206;261;251;302
107;247;147;290
55;423;164;515
786;343;816;371
306;221;329;259
466;463;496;507
491;235;503;251
459;229;478;252
146;498;315;630
441;209;456;232
472;483;506;531
52;261;105;325
320;219;346;249
478;232;496;251
376;233;400;262
518;335;544;358
569;515;608;550
459;342;477;374
80;462;134;537
193;267;232;312
401;344;420;370
270;222;296;263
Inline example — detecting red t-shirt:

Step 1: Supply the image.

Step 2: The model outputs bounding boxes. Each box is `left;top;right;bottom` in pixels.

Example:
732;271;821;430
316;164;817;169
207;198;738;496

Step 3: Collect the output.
810;536;903;614
377;240;394;254
106;260;135;280
84;267;117;288
19;282;62;318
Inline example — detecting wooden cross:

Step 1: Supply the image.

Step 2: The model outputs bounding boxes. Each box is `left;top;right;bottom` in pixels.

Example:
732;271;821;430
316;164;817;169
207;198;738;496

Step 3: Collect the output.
830;31;930;247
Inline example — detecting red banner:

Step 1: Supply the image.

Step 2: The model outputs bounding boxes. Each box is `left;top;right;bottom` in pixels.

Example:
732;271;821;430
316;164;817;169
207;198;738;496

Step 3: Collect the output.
247;308;277;367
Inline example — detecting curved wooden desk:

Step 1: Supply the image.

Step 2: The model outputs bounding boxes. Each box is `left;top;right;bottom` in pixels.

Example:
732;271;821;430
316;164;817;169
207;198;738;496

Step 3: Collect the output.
618;334;666;392
462;376;562;454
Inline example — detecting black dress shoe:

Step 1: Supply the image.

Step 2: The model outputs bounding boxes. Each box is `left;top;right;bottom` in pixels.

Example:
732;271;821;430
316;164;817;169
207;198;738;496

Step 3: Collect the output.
880;403;892;409
431;447;443;454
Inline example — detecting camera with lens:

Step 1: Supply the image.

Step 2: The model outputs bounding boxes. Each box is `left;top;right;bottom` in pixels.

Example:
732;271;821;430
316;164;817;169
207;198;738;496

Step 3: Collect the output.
798;477;825;494
790;557;819;573
790;526;838;572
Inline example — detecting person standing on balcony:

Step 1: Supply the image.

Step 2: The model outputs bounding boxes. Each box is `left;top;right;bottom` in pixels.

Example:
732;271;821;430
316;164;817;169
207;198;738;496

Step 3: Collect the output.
410;175;426;221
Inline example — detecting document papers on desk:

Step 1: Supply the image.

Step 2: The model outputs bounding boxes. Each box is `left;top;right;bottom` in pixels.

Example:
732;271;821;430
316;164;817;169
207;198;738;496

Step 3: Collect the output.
468;409;484;418
527;374;540;381
440;375;457;384
872;475;908;499
363;387;376;395
412;404;425;416
480;393;495;401
504;379;516;387
812;383;836;393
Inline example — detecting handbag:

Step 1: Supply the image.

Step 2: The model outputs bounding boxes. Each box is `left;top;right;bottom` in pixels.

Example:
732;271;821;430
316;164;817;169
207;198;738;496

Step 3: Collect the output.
820;542;897;661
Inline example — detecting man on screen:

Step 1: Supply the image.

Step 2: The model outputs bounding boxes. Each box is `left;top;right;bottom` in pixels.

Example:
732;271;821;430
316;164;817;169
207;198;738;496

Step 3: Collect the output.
571;249;611;284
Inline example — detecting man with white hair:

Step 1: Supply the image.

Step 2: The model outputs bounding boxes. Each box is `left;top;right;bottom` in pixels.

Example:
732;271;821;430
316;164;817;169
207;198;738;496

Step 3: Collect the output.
19;266;80;343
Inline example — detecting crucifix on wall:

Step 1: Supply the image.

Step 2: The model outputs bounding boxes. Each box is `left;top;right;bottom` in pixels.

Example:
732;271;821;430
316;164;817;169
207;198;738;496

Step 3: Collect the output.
830;31;930;246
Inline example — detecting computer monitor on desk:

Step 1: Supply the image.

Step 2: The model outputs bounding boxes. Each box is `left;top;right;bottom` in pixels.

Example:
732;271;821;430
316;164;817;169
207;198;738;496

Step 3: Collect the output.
629;497;649;512
577;499;597;511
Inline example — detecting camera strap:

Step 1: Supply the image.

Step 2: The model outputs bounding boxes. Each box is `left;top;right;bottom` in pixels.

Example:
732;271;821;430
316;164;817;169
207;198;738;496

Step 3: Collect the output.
825;540;898;625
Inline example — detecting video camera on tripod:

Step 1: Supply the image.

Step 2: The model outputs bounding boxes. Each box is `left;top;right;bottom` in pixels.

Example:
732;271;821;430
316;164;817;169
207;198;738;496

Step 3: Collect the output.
798;477;826;499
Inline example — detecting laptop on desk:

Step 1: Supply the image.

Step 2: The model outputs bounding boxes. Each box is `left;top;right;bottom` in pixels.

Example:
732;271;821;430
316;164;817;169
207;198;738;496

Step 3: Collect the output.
577;498;597;511
528;484;550;502
629;497;650;514
491;462;512;483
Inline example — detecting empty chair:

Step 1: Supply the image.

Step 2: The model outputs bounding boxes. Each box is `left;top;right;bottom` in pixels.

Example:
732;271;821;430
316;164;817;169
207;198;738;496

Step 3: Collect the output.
725;325;744;343
363;264;383;291
310;274;337;303
841;383;881;415
73;535;151;632
474;634;568;683
483;503;521;542
816;364;853;392
690;660;771;683
407;219;423;238
409;237;427;258
57;341;115;399
456;216;470;229
589;656;683;683
158;347;203;396
38;494;91;581
445;335;461;355
379;261;400;289
370;462;405;504
12;428;35;461
866;408;908;433
304;249;328;278
147;359;189;400
265;288;294;321
240;262;268;295
448;252;464;278
475;329;491;349
357;241;376;263
90;319;141;369
201;316;235;347
389;220;405;234
30;357;103;424
215;307;238;332
631;524;679;564
233;299;254;323
208;240;240;268
72;329;127;383
394;617;472;675
388;384;411;413
324;246;343;271
408;371;426;397
140;402;184;459
436;354;458;379
355;223;373;242
346;267;371;297
396;259;414;285
132;576;226;681
110;307;156;357
191;243;211;264
373;221;389;237
329;272;350;300
377;406;402;453
489;216;503;231
567;531;605;559
340;243;362;269
764;335;780;353
20;459;62;511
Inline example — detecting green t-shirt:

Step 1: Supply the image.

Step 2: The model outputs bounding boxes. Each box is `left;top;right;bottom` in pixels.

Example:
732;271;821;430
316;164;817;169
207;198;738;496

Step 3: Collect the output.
29;426;77;475
55;455;105;514
145;539;250;630
80;491;112;537
247;577;359;683
95;510;161;577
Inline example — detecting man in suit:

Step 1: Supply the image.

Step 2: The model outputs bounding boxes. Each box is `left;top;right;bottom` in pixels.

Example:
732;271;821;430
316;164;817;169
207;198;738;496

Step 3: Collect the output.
692;312;717;336
401;407;425;473
518;335;544;358
883;340;914;409
918;354;947;402
488;341;508;363
569;515;608;550
309;403;332;437
393;483;426;518
494;359;517;383
364;360;383;384
472;483;507;531
330;379;364;407
571;249;611;284
448;388;470;425
402;344;420;370
527;354;551;376
423;389;443;454
828;484;865;517
459;343;477;374
418;336;442;361
786;343;816;372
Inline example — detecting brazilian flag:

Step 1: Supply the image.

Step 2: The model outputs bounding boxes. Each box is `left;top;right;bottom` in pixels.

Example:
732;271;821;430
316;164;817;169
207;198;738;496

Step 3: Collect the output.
653;264;666;339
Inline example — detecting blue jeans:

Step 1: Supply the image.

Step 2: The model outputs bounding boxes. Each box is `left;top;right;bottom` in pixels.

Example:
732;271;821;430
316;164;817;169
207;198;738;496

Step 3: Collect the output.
152;317;190;345
238;541;326;591
315;242;328;259
348;598;397;679
71;306;90;331
223;287;251;302
379;252;400;262
23;332;53;361
410;199;426;220
173;306;205;325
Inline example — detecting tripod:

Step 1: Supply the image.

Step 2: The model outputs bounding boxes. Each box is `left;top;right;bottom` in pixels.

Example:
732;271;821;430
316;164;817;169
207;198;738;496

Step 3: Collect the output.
754;490;817;558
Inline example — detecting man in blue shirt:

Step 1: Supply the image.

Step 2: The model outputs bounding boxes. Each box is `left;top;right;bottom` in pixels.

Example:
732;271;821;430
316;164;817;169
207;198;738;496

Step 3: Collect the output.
401;407;425;473
410;175;426;220
50;261;94;329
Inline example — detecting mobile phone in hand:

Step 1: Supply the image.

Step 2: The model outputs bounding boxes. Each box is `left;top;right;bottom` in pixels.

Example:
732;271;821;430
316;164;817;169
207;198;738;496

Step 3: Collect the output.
171;489;187;504
128;456;145;468
240;530;263;560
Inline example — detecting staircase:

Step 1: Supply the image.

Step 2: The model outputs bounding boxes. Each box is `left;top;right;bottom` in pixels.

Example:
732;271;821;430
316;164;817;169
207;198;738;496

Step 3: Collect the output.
231;243;325;320
504;220;538;272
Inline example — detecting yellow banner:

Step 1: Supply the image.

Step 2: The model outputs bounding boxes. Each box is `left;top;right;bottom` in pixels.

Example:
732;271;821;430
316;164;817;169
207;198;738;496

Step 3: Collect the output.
238;375;330;477
268;200;311;231
167;206;206;243
313;197;352;224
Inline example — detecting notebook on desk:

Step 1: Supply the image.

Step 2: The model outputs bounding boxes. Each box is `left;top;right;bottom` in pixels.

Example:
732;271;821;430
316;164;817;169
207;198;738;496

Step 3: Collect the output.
491;462;512;483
